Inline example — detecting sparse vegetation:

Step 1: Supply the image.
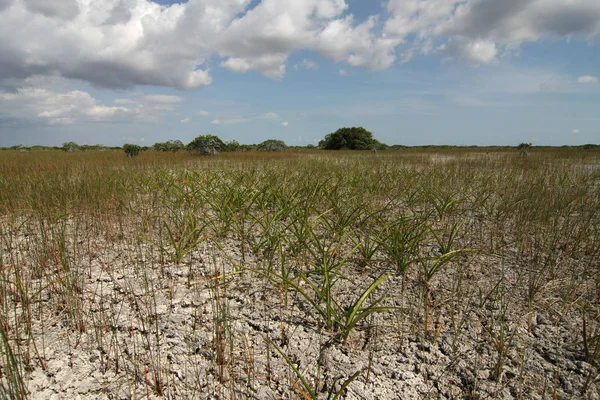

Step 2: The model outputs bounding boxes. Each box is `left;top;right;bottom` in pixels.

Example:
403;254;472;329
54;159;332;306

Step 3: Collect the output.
0;147;599;399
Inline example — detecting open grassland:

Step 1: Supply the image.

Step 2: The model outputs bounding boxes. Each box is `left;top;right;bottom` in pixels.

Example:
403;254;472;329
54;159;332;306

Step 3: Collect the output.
1;148;599;399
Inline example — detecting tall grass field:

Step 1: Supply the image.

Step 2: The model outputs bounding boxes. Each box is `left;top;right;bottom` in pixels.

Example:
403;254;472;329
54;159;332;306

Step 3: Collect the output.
1;148;599;399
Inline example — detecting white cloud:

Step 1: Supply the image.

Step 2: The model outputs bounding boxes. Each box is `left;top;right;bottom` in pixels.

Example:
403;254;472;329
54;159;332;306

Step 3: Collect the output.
0;0;217;90
316;15;400;70
294;59;319;71
211;119;222;125
143;95;184;104
197;109;210;116
572;128;581;135
260;112;279;120
0;0;400;88
339;68;348;76
282;121;289;127
0;87;131;125
24;0;81;20
221;54;287;80
578;75;598;84
384;0;600;65
180;117;191;124
1;0;600;93
439;38;498;65
0;83;188;126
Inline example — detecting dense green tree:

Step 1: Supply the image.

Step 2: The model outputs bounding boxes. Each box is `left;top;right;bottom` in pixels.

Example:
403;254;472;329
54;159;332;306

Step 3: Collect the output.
258;139;287;151
153;140;185;152
187;134;228;155
318;127;386;150
239;144;255;151
123;143;142;157
226;140;241;152
62;142;79;152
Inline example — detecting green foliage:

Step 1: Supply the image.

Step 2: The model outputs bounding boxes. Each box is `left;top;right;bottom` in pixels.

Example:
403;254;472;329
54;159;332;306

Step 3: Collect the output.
517;143;532;150
582;144;600;150
153;140;184;152
123;143;142;157
187;134;228;155
226;140;241;151
319;127;386;150
62;142;79;152
258;139;287;151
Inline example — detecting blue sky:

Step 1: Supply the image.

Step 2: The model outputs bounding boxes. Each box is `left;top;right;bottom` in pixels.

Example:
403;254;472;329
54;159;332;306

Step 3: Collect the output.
0;0;599;147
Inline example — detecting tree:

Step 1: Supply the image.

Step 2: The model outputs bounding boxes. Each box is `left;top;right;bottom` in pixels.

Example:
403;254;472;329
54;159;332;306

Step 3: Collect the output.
187;134;228;155
123;143;142;157
62;142;79;152
517;143;532;150
318;127;386;150
226;140;241;152
153;140;185;152
258;139;287;151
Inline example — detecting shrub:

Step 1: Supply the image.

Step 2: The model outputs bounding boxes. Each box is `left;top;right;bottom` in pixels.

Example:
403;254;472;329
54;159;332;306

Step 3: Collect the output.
517;143;532;150
258;139;287;152
319;127;387;150
153;140;185;152
187;135;228;155
123;144;142;157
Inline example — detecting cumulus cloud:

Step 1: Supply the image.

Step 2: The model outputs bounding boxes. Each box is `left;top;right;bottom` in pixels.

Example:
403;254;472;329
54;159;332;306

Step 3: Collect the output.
439;38;498;65
23;0;80;20
1;0;600;91
180;117;191;124
294;59;319;71
281;121;289;127
436;0;600;44
572;128;581;135
211;119;222;125
220;54;287;80
578;75;598;84
0;84;184;125
0;0;404;88
0;0;215;90
197;110;210;116
385;0;600;65
0;87;130;125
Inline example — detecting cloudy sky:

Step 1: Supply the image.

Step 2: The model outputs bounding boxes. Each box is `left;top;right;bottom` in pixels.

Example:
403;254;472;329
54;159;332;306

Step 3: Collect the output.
0;0;599;147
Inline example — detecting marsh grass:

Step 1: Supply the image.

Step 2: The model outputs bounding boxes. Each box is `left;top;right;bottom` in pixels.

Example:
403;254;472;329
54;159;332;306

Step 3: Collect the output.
0;148;599;398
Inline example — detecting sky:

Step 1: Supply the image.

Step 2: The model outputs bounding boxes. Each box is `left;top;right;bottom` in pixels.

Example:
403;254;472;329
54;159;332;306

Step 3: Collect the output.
0;0;599;147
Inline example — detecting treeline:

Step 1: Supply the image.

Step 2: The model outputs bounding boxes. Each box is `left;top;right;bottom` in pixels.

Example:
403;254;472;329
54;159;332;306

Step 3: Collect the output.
1;143;121;151
1;127;598;152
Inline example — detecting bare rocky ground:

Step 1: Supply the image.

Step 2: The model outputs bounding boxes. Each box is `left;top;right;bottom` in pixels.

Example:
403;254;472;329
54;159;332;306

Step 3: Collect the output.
3;217;598;400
